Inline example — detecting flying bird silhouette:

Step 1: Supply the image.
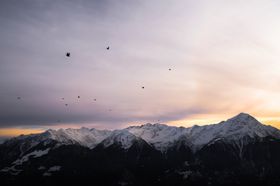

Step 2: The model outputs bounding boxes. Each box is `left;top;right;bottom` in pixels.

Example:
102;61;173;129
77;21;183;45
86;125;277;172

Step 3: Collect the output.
66;52;70;57
142;86;145;89
106;46;110;50
17;97;21;100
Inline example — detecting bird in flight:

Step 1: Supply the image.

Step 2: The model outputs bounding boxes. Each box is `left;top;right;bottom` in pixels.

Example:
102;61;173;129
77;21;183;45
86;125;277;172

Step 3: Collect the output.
17;97;21;100
106;46;110;50
65;104;68;106
169;68;171;71
94;99;97;101
142;86;145;89
78;96;80;99
66;52;70;57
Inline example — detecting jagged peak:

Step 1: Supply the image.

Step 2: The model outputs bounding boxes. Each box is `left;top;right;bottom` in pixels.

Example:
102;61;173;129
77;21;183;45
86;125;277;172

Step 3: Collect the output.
3;113;280;153
127;123;169;129
226;112;261;126
231;112;256;120
101;130;139;149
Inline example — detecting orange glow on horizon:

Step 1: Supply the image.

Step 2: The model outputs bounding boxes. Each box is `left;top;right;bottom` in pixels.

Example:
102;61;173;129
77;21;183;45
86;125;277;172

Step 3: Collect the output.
168;115;280;129
257;118;280;129
1;115;280;138
0;128;44;137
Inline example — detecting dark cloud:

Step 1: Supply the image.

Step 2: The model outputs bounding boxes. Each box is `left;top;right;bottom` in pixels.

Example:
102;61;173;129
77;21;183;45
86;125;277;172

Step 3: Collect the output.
0;91;207;127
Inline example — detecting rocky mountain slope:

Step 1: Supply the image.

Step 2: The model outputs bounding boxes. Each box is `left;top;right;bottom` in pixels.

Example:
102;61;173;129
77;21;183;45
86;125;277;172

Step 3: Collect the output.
1;113;280;186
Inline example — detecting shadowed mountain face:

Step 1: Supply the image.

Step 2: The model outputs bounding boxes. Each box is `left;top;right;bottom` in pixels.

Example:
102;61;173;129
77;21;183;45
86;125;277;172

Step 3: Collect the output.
1;113;280;186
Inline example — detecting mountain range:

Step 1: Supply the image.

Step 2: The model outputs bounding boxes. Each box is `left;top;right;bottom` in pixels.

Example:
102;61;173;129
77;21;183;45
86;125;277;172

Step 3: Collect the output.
1;113;280;186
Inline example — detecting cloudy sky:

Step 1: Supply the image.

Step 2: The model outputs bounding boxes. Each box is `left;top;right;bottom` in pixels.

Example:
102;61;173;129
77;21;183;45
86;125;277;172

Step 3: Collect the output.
1;0;280;137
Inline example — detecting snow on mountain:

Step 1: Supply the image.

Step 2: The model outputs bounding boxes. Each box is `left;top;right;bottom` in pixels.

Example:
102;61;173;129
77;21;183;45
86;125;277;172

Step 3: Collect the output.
3;127;112;156
126;123;189;151
126;113;280;152
182;113;280;151
3;132;54;156
46;127;112;148
13;148;50;165
100;130;140;149
43;166;61;177
3;113;280;153
1;148;50;175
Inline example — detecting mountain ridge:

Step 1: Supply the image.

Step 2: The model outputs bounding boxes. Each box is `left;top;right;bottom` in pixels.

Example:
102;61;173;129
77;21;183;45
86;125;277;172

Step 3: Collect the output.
2;113;280;186
2;113;280;153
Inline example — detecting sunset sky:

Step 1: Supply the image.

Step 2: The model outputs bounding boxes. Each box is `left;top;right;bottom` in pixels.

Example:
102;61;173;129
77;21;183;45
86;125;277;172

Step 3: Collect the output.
1;0;280;139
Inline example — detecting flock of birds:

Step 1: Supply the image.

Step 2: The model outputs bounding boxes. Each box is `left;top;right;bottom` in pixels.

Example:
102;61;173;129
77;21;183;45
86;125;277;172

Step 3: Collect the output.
16;46;172;123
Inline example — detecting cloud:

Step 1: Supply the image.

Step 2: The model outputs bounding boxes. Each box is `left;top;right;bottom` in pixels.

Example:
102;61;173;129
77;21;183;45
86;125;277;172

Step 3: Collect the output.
1;0;280;130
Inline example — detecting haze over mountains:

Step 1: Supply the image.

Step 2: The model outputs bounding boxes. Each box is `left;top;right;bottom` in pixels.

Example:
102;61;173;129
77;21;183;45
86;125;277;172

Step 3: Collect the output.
1;113;280;186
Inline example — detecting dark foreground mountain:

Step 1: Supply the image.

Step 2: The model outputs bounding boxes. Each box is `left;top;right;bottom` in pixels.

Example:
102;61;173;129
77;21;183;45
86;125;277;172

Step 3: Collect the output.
1;113;280;186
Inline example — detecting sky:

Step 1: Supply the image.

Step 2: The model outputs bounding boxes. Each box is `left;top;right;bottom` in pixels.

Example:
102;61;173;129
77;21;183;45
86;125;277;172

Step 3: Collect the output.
1;0;280;138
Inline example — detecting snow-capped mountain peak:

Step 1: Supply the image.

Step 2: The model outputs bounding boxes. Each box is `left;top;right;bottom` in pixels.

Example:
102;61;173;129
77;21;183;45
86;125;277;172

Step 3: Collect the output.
126;123;188;151
44;128;112;148
220;113;279;138
3;114;280;185
100;130;139;149
2;128;112;156
3;113;280;154
186;113;280;151
225;112;262;126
